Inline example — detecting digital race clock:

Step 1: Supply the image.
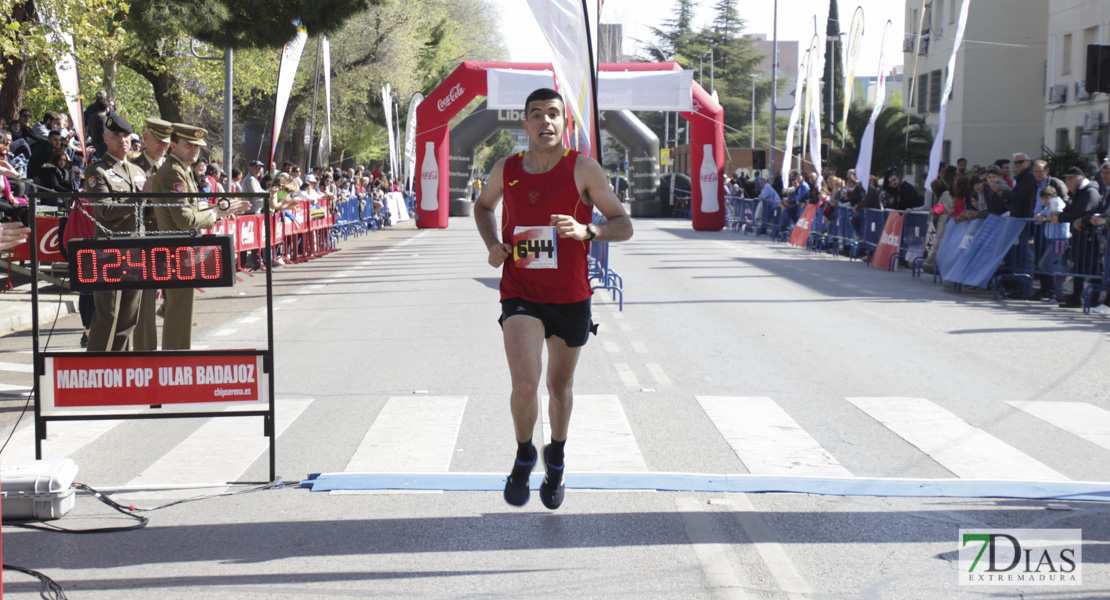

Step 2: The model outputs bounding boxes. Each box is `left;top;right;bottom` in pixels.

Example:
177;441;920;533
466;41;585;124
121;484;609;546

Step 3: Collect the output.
67;235;236;291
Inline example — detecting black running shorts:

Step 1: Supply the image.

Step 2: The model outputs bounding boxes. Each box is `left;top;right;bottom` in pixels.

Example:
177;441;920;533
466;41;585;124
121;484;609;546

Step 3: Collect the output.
498;297;596;348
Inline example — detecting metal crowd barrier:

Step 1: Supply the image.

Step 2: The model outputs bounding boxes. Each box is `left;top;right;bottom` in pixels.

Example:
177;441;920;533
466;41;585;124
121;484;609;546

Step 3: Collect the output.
588;211;623;310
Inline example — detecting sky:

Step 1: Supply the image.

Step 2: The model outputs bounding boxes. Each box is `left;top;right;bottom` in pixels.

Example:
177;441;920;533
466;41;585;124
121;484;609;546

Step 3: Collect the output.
489;0;905;79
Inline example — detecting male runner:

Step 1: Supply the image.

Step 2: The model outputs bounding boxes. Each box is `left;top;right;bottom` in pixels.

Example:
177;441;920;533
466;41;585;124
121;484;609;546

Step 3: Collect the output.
474;88;633;509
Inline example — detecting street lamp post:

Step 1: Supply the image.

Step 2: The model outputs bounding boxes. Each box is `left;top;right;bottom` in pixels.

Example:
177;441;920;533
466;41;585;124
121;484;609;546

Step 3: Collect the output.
770;0;778;177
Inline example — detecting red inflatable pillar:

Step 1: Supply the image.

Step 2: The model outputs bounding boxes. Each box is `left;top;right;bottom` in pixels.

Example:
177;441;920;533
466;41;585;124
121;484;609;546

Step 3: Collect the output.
686;84;726;232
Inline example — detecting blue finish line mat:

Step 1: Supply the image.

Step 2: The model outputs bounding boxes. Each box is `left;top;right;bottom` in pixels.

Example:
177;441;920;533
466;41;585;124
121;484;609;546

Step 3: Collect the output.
299;471;1110;503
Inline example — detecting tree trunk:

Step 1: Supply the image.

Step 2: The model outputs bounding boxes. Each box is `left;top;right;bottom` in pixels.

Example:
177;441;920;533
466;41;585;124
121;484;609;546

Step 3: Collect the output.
121;42;184;123
0;1;36;120
100;58;118;100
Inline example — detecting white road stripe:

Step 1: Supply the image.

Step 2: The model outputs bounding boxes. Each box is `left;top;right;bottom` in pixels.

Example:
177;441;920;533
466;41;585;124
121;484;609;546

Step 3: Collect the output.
619;323;632;332
698;396;852;477
344;396;467;472
542;394;646;471
212;329;237;337
2;419;124;463
0;362;34;373
280;298;299;304
631;342;647;354
0;383;32;395
646;363;671;385
115;398;314;500
603;341;619;353
236;316;262;325
613;363;640;388
676;496;751;600
1009;401;1110;453
848;397;1067;481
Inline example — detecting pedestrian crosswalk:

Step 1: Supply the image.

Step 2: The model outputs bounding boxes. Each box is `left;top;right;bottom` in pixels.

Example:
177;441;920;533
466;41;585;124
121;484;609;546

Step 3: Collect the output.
2;393;1109;497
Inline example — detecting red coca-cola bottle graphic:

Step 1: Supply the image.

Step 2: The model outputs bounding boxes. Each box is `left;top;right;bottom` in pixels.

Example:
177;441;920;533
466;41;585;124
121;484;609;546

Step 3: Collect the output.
699;144;719;213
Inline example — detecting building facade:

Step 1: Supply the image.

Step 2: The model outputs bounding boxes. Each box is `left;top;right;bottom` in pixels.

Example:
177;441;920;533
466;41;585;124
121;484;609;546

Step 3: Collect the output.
1045;0;1110;162
902;0;1047;176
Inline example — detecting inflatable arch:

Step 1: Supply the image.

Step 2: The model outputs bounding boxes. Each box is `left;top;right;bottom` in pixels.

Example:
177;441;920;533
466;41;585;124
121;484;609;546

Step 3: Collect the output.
415;61;725;231
447;101;660;209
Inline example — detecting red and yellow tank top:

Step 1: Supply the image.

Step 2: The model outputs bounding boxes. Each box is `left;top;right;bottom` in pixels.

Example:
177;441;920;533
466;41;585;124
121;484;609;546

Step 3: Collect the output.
500;149;593;304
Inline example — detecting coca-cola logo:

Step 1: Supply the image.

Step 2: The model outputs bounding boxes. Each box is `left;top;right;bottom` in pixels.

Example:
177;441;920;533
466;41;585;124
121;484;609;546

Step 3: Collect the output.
437;84;465;111
241;221;256;245
40;226;60;256
422;170;438;180
692;98;704;112
701;173;718;183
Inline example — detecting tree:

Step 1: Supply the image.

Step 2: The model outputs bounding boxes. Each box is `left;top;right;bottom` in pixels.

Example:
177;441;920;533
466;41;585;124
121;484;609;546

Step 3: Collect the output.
823;0;843;140
829;101;933;179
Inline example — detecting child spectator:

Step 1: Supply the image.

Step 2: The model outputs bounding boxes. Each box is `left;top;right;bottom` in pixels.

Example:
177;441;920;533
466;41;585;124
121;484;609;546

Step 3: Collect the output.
1034;185;1070;302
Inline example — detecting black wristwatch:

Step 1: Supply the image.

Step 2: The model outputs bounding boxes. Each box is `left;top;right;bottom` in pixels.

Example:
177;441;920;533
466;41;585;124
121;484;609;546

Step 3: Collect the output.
586;223;598;241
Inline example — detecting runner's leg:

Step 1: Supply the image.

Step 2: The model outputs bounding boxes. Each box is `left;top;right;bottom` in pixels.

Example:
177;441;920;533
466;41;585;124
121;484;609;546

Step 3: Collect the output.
545;335;582;442
502;315;545;443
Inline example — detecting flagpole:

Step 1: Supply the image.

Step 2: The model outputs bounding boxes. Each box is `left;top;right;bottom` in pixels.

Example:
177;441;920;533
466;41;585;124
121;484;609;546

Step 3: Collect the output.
904;0;927;175
581;0;602;157
307;36;321;173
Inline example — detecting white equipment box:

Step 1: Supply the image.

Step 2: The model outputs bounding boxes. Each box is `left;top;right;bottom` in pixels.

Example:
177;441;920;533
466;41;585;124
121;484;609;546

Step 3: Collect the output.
0;458;78;520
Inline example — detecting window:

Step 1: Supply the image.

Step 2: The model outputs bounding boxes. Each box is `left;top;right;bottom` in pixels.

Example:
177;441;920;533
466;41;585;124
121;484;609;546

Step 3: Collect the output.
942;140;951;164
929;70;943;113
918;74;929;114
935;0;944;37
1056;128;1070;152
950;0;957;24
1062;33;1072;75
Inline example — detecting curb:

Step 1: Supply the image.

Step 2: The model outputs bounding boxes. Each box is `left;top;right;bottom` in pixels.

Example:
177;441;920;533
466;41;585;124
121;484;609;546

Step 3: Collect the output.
0;290;79;338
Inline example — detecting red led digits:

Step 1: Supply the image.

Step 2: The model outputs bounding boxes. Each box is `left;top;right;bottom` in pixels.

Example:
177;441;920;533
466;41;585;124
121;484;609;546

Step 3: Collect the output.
76;249;97;283
151;247;172;281
199;246;222;280
175;247;196;280
124;248;148;280
102;249;123;283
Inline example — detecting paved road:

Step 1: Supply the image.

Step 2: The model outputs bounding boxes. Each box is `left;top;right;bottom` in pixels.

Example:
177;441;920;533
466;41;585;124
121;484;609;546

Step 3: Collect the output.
1;216;1108;598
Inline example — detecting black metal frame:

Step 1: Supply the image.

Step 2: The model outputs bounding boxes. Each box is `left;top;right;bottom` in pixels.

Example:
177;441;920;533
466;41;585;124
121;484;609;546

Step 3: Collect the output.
28;190;280;482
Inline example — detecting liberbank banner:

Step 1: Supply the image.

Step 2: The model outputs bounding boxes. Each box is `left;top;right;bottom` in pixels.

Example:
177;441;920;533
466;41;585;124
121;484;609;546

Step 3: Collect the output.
485;69;694;112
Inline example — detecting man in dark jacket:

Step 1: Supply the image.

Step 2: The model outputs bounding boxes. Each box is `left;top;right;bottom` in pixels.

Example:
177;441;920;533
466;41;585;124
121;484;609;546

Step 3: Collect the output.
1057;166;1104;308
883;169;921;211
1009;153;1038;218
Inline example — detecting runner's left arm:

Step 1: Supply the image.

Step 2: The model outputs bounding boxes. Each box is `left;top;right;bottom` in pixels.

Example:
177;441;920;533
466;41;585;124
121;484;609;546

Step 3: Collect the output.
551;155;632;243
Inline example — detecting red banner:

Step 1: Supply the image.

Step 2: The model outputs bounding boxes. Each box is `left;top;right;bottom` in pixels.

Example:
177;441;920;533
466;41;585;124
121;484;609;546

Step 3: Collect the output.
292;202;309;234
12;216;65;263
47;353;263;409
237;215;262;251
870;211;905;271
788;204;818;247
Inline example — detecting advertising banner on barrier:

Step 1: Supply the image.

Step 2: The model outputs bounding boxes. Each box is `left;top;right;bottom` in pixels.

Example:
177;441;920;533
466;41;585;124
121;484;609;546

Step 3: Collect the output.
13;216;64;263
41;353;265;415
902;212;929;265
788;204;818;247
943;215;1026;288
870;211;905;270
936;218;984;279
238;216;261;251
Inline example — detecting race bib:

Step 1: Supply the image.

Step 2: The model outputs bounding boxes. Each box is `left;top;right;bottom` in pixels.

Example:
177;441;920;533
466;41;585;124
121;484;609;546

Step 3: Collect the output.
513;226;557;269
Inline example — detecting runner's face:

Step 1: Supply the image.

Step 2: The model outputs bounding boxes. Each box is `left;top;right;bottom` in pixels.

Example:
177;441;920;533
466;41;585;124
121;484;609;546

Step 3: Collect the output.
524;99;566;149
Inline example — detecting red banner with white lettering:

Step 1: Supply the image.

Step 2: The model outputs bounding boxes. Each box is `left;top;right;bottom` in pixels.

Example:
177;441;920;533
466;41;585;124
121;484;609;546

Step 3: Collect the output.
12;216;65;263
788;204;819;247
45;354;263;410
870;211;905;271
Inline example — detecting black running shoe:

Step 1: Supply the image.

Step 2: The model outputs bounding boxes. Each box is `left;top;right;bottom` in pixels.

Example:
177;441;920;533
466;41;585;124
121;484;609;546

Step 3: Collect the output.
503;444;536;507
539;444;565;510
80;332;87;348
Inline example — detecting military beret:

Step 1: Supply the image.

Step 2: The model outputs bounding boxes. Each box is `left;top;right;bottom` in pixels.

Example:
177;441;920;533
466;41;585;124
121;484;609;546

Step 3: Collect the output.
105;114;133;135
145;118;173;142
173;123;208;147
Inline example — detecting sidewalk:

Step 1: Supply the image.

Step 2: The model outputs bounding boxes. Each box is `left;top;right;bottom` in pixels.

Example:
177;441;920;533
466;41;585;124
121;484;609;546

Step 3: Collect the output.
0;279;78;338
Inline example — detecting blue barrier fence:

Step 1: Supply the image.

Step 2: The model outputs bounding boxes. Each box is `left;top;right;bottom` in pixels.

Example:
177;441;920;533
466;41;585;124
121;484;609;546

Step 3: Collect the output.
588;211;624;310
330;192;411;241
728;200;1110;312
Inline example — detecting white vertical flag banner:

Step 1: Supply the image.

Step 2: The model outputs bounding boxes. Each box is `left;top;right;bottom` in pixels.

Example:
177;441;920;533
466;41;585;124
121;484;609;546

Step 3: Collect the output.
526;0;600;157
382;84;397;178
924;0;971;190
781;58;807;184
319;36;332;167
841;6;865;142
404;93;423;192
52;33;86;160
855;20;892;193
805;34;823;187
801;35;820;169
271;19;308;164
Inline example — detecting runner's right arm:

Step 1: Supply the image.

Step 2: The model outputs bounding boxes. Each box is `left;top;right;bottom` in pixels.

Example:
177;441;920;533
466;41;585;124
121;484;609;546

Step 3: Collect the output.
475;157;511;268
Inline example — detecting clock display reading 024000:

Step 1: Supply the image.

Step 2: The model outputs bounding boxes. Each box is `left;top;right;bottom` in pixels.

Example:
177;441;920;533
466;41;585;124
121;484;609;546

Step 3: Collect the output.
67;235;236;291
